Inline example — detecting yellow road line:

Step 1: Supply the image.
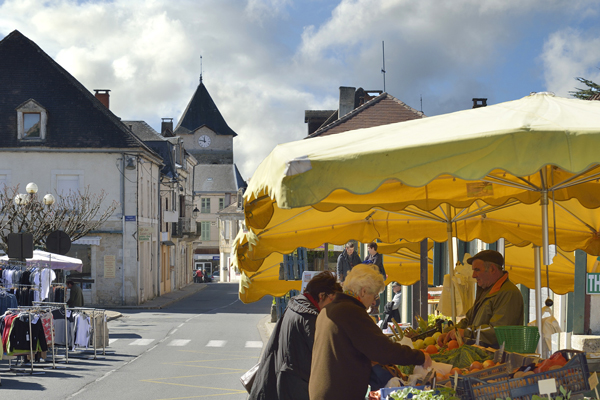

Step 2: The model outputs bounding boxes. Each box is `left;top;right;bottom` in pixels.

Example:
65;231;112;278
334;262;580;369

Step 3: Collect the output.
162;363;246;371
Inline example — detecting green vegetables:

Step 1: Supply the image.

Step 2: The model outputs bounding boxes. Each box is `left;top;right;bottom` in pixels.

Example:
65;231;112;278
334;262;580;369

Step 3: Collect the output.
388;386;460;400
430;345;492;369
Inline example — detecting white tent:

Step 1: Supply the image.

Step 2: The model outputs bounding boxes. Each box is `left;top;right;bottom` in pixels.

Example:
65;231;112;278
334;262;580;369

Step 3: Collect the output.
0;250;83;272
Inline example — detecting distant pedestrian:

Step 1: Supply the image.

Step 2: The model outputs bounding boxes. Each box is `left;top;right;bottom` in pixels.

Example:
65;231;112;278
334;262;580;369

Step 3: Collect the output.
336;242;362;283
66;280;84;308
195;269;203;283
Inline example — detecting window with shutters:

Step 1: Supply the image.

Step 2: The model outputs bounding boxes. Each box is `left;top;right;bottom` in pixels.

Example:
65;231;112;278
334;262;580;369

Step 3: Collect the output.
201;198;211;213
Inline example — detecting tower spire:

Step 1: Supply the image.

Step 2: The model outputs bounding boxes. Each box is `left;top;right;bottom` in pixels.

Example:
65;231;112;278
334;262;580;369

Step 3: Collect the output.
200;55;203;83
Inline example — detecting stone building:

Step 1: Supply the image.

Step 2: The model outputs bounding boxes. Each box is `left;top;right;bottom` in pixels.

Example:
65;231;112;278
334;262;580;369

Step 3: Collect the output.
0;30;163;306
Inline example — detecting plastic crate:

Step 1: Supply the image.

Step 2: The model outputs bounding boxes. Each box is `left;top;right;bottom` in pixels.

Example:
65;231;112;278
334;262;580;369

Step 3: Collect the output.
495;326;540;353
437;363;510;398
463;350;590;400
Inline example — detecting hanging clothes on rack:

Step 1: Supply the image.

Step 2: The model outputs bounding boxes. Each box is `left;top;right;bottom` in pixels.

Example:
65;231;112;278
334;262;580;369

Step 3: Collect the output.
0;288;18;314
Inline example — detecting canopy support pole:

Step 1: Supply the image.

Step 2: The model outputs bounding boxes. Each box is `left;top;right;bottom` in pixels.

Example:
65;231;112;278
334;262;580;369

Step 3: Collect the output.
540;179;550;357
534;246;544;356
446;204;457;324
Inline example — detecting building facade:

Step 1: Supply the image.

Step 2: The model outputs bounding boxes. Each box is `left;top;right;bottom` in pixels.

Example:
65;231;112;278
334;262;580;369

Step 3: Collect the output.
0;30;164;306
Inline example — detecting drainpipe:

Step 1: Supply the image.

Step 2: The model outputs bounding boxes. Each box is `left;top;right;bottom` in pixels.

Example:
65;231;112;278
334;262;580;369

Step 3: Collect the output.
121;155;126;306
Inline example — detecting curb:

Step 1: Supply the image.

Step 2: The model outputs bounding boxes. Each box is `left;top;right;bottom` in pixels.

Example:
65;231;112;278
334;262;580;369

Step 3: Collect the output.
106;283;209;312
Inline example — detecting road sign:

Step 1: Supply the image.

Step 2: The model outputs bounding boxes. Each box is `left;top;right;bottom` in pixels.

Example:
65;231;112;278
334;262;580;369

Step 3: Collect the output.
46;230;71;255
587;273;600;294
7;232;33;260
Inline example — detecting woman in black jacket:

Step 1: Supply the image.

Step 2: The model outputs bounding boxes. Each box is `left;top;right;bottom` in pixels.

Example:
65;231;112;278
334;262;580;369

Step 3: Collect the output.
249;271;342;400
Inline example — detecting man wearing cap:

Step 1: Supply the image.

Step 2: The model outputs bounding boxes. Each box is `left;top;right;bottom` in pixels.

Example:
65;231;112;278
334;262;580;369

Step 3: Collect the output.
444;250;523;347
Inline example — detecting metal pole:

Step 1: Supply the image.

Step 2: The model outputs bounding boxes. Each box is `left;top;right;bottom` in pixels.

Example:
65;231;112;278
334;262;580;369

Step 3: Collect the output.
446;204;457;324
534;246;543;355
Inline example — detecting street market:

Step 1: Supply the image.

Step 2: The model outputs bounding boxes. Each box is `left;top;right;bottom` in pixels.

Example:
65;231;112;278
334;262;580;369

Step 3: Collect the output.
235;93;600;399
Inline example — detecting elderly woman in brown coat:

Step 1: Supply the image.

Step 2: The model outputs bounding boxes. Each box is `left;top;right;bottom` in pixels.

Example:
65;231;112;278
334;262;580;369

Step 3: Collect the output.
309;264;431;400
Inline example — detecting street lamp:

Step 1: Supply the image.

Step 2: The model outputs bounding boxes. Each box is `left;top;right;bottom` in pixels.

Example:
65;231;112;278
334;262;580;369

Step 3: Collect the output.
26;182;38;194
43;194;55;206
193;207;200;219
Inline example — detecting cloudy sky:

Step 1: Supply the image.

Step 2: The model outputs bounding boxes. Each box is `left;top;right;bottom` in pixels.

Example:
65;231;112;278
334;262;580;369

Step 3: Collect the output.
1;0;600;179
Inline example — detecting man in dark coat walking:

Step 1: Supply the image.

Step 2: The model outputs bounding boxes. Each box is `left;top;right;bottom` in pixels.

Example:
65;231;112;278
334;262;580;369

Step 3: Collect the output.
336;242;362;283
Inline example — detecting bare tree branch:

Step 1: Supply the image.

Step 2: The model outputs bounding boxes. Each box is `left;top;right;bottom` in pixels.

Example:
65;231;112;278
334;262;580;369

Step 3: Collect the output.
0;185;118;252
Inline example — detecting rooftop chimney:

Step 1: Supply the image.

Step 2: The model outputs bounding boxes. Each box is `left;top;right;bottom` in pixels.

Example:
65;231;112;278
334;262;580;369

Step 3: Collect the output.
339;86;356;118
472;98;487;108
161;118;174;135
94;89;110;109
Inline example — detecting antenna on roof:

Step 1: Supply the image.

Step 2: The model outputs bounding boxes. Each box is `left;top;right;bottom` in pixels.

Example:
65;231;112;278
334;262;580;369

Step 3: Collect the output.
420;95;423;113
381;41;386;93
200;55;203;83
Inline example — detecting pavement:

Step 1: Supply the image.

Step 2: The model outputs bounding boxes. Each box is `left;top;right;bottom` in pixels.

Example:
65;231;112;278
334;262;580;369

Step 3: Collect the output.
103;282;209;321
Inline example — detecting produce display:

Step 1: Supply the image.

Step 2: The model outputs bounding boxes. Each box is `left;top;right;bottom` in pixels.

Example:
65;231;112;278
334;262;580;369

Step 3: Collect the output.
377;317;590;400
429;345;492;370
387;387;459;400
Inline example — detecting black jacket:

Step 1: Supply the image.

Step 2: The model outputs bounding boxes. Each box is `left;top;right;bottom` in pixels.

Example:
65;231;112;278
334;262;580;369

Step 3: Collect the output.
337;250;362;281
365;252;386;278
249;294;320;400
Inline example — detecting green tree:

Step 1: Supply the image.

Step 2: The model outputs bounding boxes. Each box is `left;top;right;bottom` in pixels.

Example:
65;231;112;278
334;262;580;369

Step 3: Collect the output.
570;76;600;100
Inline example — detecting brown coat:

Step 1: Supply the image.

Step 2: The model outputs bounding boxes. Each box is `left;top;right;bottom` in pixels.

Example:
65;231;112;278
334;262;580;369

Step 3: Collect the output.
309;293;425;400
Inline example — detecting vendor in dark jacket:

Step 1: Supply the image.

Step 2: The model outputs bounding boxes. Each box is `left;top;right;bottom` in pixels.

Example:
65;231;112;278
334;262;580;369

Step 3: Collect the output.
336;242;362;282
309;264;431;400
249;271;342;400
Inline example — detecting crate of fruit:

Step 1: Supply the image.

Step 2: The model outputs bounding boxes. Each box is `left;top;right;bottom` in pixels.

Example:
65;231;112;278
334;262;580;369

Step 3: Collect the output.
462;350;589;400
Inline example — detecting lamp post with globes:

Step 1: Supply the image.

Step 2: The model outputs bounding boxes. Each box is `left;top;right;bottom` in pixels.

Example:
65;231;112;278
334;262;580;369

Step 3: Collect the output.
11;182;55;246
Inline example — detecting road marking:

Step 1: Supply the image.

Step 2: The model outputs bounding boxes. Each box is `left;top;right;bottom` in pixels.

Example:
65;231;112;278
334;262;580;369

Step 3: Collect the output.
130;339;155;346
168;339;191;347
245;341;263;348
109;339;118;345
206;340;226;347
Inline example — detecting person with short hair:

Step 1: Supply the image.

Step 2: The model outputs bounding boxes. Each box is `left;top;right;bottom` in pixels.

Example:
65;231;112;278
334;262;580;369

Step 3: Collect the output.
365;242;386;279
444;250;524;347
382;282;402;329
66;280;84;308
249;271;343;400
309;265;430;400
336;241;362;282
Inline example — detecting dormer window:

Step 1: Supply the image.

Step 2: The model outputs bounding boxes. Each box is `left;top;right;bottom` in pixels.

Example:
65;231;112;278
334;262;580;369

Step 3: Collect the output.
17;99;47;140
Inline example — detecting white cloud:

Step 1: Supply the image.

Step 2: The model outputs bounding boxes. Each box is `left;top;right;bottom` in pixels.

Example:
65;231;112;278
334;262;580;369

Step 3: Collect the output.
541;28;600;97
1;0;599;180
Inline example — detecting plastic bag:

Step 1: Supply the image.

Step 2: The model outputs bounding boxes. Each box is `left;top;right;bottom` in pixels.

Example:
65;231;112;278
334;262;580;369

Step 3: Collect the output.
528;306;562;351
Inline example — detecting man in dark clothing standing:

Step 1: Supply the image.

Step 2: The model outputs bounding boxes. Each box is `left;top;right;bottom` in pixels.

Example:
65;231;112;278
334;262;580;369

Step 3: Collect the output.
336;242;362;282
66;280;84;308
365;242;386;279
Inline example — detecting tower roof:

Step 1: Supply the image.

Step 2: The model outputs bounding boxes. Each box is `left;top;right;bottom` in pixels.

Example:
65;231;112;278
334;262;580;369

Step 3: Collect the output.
174;82;238;137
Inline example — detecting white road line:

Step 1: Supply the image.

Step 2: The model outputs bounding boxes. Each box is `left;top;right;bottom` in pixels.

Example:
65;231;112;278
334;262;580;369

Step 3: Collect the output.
129;339;155;346
109;339;118;345
206;340;227;347
168;339;191;347
177;323;184;328
245;341;263;348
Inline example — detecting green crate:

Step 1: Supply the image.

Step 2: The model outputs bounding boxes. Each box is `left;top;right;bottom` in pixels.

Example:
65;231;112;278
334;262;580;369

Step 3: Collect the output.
494;326;540;353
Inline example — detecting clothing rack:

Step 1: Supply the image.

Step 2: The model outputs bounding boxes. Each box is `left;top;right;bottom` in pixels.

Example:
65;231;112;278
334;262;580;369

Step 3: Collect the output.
32;301;69;364
5;305;61;375
68;307;108;359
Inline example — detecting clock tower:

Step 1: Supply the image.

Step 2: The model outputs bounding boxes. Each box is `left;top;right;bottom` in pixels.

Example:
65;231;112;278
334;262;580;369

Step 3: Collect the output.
174;80;236;164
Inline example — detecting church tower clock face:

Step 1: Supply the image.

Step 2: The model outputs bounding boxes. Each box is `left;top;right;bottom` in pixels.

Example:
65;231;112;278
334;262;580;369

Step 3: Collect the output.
198;135;211;148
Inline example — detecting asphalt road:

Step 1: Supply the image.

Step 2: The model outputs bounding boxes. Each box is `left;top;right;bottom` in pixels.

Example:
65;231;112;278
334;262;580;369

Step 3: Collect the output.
0;283;271;400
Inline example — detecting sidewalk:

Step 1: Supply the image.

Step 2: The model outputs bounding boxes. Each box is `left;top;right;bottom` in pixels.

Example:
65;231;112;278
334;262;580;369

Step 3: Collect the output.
104;282;209;321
